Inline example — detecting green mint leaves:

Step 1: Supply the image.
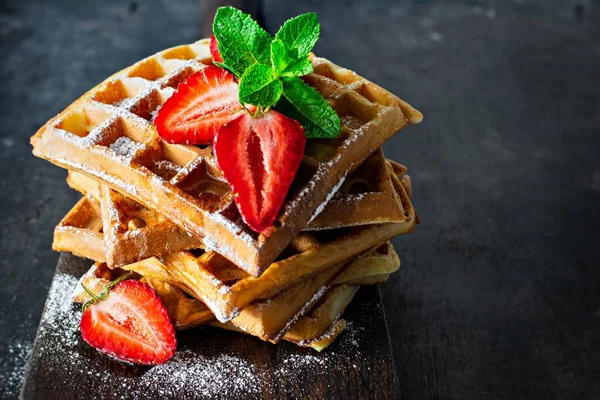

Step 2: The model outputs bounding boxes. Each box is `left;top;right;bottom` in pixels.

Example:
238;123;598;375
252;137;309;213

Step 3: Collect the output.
271;39;314;77
212;7;272;77
212;7;341;139
239;64;283;107
277;77;342;138
274;13;320;60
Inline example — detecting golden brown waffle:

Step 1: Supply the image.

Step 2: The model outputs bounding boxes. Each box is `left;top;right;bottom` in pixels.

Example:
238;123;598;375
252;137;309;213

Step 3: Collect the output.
282;284;358;349
74;243;397;349
53;195;106;262
74;265;348;351
57;175;202;267
100;186;202;268
66;170;203;267
305;149;406;230
65;151;407;267
224;243;399;342
31;38;422;276
57;165;414;321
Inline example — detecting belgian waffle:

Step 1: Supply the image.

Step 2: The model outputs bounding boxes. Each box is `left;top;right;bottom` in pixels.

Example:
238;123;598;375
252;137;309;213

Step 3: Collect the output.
59;169;415;321
225;243;399;342
74;265;348;351
64;151;408;267
31;38;422;276
74;243;398;348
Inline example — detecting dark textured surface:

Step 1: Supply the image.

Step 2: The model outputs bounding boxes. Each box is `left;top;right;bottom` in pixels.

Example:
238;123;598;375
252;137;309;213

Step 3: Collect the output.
21;254;398;400
1;0;600;398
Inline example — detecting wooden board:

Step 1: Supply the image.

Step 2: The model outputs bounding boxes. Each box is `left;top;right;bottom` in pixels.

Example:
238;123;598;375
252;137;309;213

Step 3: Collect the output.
20;253;399;399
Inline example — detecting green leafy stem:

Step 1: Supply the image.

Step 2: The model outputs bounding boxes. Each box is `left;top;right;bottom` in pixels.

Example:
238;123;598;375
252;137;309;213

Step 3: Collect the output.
213;7;341;138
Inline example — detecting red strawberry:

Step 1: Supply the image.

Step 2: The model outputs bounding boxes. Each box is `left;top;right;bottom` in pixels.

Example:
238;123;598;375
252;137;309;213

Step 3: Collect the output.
80;279;177;365
154;66;243;144
214;110;306;232
210;35;223;63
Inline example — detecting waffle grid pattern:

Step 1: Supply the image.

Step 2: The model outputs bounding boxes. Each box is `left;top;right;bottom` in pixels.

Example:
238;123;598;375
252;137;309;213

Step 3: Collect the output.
32;39;422;276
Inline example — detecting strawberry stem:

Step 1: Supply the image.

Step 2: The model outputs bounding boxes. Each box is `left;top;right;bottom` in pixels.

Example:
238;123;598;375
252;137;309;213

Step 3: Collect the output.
250;106;269;118
81;272;133;312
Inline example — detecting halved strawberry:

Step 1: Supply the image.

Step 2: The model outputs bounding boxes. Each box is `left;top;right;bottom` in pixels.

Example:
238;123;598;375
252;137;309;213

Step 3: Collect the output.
214;110;306;232
154;66;242;144
210;35;223;63
80;279;177;365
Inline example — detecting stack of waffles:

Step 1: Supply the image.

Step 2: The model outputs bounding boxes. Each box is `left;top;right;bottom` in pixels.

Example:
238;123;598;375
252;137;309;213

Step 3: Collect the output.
31;39;422;351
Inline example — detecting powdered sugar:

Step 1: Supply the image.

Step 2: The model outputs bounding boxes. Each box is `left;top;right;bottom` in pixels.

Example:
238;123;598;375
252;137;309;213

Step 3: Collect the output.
109;136;146;163
132;350;260;399
1;339;33;398
53;155;138;197
274;285;330;342
307;172;349;224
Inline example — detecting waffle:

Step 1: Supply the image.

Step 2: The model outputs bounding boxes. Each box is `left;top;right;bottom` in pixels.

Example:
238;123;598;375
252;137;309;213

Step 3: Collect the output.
59;169;415;321
74;265;347;351
31;38;422;276
74;243;398;348
65;170;202;267
64;151;408;268
53;195;106;262
224;243;399;342
305;149;407;230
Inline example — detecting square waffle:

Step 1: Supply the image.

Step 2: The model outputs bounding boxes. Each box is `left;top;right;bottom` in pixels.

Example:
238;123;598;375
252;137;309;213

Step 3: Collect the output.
65;150;408;267
74;264;348;351
58;167;414;321
74;243;398;349
31;38;422;276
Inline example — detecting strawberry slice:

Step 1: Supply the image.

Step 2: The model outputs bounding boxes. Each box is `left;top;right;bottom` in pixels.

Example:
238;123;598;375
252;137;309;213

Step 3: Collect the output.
214;110;306;232
210;35;223;63
80;279;177;365
154;66;243;144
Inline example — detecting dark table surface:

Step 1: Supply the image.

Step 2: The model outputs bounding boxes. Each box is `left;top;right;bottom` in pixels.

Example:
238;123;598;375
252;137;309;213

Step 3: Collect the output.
1;0;599;399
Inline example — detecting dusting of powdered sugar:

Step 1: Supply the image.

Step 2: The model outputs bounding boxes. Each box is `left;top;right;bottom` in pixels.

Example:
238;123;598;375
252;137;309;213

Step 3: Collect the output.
1;338;33;398
109;136;146;163
274;285;330;342
53;156;138;197
307;172;349;224
129;350;260;399
200;221;259;277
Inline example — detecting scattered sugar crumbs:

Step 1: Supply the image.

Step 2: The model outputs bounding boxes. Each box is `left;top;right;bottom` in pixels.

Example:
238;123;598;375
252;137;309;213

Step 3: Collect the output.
1;338;33;398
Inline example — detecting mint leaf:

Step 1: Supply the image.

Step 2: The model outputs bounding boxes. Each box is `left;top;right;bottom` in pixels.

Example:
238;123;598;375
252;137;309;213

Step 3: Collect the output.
281;58;313;77
270;39;294;74
271;39;313;77
276;77;341;138
239;64;283;107
275;13;320;60
213;7;272;77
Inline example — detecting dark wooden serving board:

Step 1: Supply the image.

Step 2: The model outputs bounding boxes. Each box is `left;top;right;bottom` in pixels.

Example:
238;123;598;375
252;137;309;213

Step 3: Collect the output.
20;253;399;399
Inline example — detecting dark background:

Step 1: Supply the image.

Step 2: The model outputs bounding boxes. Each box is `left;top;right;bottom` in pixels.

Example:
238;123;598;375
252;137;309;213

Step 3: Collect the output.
1;0;599;398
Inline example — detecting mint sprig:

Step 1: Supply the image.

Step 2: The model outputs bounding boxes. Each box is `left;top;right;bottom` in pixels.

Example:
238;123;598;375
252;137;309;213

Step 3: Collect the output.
213;7;341;139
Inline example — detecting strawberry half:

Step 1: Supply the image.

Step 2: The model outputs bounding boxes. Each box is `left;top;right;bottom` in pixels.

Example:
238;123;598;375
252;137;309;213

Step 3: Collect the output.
214;110;306;232
210;35;223;63
80;279;177;365
154;66;242;145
